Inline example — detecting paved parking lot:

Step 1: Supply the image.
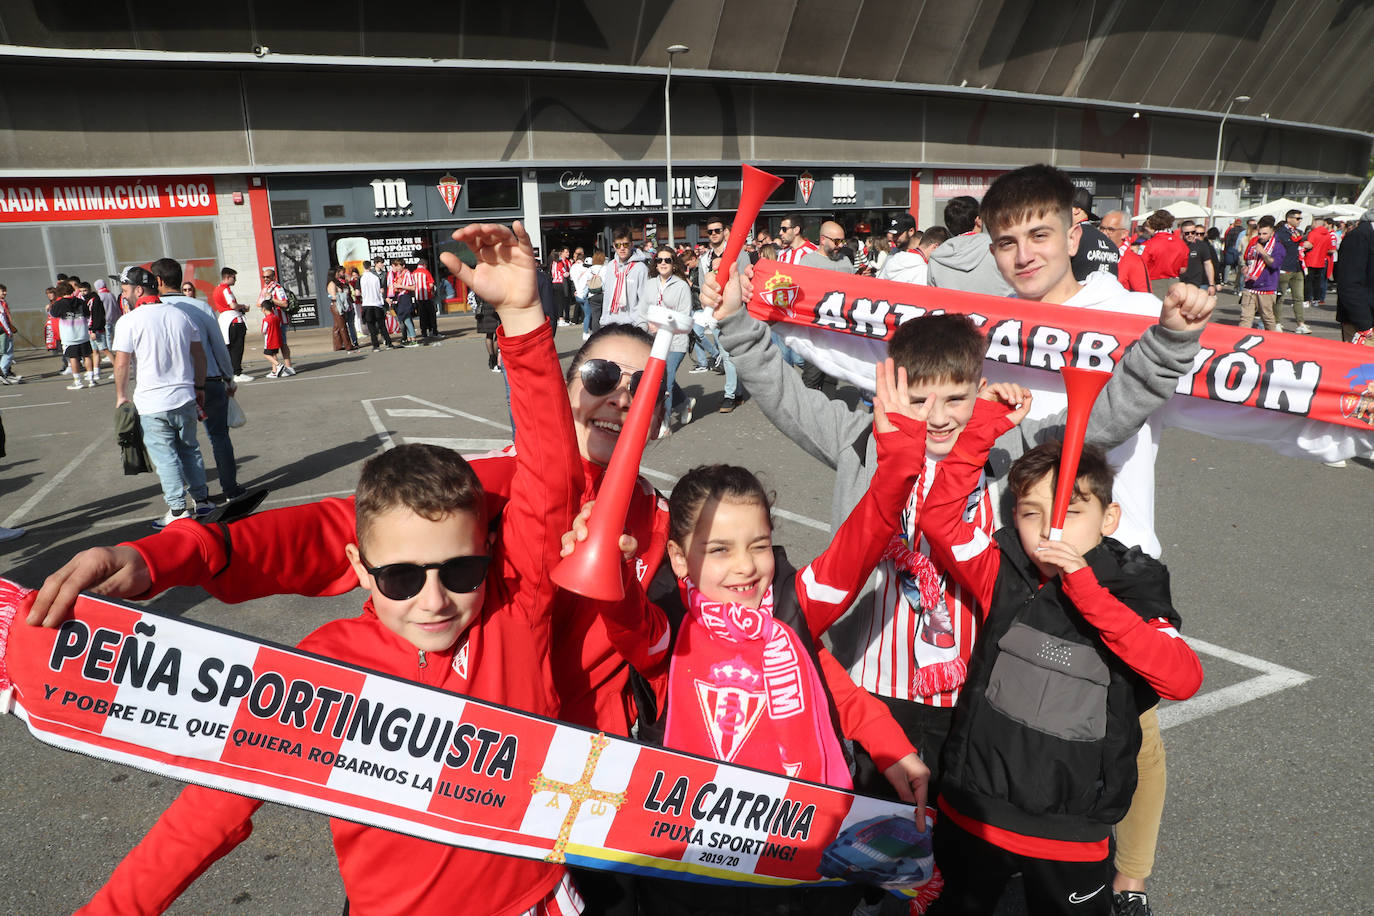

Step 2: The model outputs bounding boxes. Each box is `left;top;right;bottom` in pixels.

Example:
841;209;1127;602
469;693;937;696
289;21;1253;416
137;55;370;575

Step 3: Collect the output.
1;307;1370;914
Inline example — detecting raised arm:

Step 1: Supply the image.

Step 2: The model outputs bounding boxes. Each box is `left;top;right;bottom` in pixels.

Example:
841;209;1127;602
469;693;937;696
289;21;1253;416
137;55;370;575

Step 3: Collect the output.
708;266;871;470
1012;286;1212;459
795;362;927;637
921;398;1020;611
441;222;581;615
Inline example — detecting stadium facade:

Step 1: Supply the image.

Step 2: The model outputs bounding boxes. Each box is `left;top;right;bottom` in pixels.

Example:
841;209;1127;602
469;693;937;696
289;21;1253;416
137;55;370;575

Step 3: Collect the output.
1;0;1369;336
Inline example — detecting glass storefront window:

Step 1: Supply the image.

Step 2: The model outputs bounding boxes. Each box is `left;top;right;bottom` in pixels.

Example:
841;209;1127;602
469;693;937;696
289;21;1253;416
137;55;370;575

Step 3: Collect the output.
0;218;221;324
110;223;165;269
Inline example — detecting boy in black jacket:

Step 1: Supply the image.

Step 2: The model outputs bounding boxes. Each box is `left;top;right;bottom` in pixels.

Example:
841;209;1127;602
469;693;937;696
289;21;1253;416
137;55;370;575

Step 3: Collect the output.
919;391;1203;916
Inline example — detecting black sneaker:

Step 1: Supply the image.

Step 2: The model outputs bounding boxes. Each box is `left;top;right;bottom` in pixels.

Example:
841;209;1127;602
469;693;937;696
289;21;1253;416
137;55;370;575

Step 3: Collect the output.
1112;891;1153;916
718;397;737;414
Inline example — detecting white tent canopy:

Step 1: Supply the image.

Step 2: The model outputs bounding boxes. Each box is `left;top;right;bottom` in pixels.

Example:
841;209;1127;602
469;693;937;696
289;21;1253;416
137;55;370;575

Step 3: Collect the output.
1313;203;1367;220
1131;200;1231;222
1231;197;1320;222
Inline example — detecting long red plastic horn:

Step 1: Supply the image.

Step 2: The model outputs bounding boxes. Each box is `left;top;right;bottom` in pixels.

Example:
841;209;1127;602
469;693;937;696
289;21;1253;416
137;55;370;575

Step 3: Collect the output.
553;165;783;601
1048;366;1112;541
712;165;783;281
551;304;692;601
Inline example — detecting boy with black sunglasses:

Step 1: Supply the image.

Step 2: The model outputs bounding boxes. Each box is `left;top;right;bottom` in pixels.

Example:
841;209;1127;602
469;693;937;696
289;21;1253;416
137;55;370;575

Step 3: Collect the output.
73;223;591;916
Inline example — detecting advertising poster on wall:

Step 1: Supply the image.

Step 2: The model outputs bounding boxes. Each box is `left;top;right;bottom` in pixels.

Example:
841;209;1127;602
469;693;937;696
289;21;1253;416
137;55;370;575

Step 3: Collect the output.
273;231;318;327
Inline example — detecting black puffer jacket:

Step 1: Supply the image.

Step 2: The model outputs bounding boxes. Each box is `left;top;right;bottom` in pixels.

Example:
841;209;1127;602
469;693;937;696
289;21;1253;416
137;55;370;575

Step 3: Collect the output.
938;531;1179;845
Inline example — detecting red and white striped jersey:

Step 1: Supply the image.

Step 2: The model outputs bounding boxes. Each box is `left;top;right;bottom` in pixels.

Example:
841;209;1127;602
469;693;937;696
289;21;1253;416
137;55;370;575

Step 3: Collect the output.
550;258;569;284
387;269;414;299
776;239;819;265
846;458;996;708
411;266;434;299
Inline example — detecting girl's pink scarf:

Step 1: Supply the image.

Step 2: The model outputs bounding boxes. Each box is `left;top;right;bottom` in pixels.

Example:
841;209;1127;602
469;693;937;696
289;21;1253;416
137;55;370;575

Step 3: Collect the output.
663;581;851;788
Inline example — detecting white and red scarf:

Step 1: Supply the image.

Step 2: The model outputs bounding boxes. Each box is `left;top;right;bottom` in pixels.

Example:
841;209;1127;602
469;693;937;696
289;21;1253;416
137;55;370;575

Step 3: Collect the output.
1244;235;1277;283
610;258;633;314
664;582;851;789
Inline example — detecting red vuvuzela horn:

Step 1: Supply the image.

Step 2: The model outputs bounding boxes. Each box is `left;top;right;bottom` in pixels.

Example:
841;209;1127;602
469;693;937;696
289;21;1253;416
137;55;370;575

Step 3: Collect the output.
713;165;783;281
552;166;783;601
1048;366;1112;541
551;304;691;601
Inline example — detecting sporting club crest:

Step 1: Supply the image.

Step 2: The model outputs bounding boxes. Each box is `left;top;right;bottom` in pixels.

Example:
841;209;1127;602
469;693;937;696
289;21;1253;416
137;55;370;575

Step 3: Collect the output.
799;171;815;205
437;174;462;213
695;660;766;763
694;175;718;208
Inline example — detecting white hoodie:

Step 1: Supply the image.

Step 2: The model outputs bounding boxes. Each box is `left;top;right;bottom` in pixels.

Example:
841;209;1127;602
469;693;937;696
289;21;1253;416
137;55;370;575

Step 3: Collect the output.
781;270;1374;557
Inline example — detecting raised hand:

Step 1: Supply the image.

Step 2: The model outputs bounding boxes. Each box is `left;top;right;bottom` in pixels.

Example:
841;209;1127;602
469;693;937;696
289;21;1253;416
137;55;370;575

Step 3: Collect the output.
440;222;541;335
1159;282;1215;332
873;358;928;434
979;381;1033;426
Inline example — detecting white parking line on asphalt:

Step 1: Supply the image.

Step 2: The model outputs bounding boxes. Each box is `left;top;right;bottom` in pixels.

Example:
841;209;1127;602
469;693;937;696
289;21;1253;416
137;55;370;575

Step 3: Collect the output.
404;437;513;451
385;408;450;418
2;400;72;410
2;435;104;529
1159;637;1314;730
264;370;369;383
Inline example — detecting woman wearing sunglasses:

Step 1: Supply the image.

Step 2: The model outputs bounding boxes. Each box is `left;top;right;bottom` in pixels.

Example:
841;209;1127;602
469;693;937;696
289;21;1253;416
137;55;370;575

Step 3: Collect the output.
637;245;696;438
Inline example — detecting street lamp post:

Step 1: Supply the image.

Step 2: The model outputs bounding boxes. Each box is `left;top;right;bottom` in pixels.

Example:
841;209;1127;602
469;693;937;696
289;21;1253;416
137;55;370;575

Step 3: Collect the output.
1210;94;1251;230
665;44;689;248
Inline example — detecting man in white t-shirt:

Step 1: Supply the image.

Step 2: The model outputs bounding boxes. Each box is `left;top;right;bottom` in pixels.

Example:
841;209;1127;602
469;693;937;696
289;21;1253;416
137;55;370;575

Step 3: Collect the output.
113;264;212;528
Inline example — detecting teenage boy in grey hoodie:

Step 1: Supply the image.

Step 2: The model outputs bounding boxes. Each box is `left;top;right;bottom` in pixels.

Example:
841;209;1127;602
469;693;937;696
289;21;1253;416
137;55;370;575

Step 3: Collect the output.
927;195;1015;296
702;164;1216;916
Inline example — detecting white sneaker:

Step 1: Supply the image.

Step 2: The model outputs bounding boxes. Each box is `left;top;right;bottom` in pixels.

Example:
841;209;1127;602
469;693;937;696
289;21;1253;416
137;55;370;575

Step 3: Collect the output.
0;375;10;385
282;365;297;376
101;355;113;365
1295;323;1312;334
61;365;72;375
84;376;95;388
233;373;254;382
194;499;216;517
677;396;696;426
153;507;192;529
1324;460;1347;468
655;420;672;440
0;525;24;542
66;381;84;390
581;331;591;342
6;373;22;383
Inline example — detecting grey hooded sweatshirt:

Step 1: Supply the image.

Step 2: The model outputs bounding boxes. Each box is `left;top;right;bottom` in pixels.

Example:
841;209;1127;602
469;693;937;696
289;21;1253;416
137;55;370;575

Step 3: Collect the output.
928;232;1014;297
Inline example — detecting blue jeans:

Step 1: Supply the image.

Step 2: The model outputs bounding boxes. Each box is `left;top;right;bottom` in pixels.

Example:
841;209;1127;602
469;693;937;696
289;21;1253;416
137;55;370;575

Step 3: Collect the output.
722;349;739;399
578;295;593;336
142;401;209;511
771;331;806;368
403;316;418;340
201;379;241;497
0;333;13;376
691;323;721;367
663;350;687;413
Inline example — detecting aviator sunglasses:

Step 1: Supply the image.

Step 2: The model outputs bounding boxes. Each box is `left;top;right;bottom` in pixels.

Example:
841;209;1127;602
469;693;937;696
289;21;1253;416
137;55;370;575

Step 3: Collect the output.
360;554;491;600
578;358;645;397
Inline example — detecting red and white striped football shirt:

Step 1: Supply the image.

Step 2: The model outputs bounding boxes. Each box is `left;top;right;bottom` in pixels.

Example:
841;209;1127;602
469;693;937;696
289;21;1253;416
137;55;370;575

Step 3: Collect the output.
411;266;434;299
847;459;996;708
776;239;819;265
